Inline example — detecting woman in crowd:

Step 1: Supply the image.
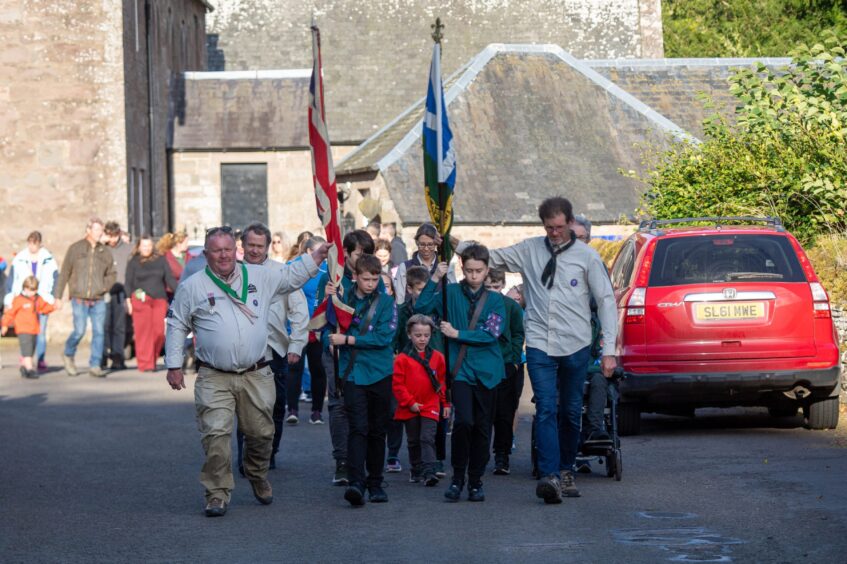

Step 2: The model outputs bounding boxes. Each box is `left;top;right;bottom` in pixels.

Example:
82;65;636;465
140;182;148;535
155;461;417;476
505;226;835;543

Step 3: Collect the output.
392;223;456;304
156;231;190;290
125;235;177;372
270;231;289;263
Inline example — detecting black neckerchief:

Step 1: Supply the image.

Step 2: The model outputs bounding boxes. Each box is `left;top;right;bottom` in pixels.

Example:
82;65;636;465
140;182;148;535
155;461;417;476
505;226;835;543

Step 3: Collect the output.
541;231;577;289
403;343;441;393
346;286;377;334
460;281;485;325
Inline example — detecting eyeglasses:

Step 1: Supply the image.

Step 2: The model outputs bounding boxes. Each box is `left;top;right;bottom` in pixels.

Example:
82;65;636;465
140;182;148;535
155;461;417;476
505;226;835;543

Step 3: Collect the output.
418;242;438;249
206;226;233;236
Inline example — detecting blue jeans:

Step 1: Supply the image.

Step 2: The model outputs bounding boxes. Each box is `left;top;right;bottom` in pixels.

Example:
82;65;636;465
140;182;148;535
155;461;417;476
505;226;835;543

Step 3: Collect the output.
36;313;48;362
64;299;106;368
526;346;590;476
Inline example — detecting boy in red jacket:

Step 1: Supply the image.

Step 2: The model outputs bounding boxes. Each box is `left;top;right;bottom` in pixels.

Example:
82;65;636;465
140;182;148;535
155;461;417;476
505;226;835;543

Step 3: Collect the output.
392;314;451;486
2;276;56;379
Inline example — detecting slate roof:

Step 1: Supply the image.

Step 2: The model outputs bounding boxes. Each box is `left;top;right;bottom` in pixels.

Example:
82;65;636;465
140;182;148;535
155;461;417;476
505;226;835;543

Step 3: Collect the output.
337;44;694;225
169;70;312;150
205;0;664;143
588;58;791;138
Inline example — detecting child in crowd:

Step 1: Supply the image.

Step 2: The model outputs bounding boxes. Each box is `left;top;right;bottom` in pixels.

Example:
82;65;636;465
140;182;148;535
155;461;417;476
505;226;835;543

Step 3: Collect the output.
485;269;525;476
392;314;450;486
416;243;506;502
1;276;55;379
395;265;448;476
327;254;398;506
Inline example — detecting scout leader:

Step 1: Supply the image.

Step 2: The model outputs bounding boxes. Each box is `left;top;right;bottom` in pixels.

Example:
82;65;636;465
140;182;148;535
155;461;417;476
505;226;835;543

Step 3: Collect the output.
165;226;329;518
415;243;506;503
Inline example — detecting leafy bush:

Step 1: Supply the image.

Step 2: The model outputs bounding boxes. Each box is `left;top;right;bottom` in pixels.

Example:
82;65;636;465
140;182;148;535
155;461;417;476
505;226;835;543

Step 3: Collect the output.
806;235;847;307
663;0;847;58
590;239;625;269
637;32;847;246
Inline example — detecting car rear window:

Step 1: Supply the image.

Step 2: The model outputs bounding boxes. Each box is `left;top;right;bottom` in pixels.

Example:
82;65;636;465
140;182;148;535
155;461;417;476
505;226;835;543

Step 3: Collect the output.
648;234;806;286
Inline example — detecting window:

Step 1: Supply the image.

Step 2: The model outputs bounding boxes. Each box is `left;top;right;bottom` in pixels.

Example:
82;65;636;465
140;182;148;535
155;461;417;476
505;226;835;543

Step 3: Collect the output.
648;234;806;286
220;163;268;229
611;240;635;290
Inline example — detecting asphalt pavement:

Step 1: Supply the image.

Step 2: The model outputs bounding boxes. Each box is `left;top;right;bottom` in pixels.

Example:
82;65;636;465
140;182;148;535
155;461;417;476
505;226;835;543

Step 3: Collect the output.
1;341;846;563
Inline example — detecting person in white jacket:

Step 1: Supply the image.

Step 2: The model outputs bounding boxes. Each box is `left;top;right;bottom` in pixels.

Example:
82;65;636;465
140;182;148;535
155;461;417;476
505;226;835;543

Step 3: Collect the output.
4;231;58;371
237;223;310;473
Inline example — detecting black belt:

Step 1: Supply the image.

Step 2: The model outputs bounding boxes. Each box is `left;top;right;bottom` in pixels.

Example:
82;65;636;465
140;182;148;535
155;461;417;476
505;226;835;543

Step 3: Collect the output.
196;359;270;375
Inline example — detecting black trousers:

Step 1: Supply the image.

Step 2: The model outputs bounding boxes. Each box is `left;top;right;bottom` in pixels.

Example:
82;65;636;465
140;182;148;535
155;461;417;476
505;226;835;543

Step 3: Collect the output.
403;416;437;472
451;380;495;485
492;363;521;456
436;415;447;461
286;356;305;413
386;396;404;459
305;340;327;413
102;288;128;364
344;377;392;489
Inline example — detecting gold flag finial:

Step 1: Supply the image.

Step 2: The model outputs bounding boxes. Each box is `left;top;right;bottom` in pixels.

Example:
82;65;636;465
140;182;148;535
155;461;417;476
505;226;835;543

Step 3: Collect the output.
431;17;444;44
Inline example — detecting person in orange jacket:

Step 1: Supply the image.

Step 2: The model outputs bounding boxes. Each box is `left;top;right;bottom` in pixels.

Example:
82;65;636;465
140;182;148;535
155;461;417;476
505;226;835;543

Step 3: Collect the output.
1;276;56;379
392;314;451;486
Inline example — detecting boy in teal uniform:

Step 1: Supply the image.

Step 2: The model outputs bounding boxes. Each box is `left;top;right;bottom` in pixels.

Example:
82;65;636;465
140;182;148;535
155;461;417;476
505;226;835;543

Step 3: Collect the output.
485;268;525;476
416;243;506;502
328;254;398;506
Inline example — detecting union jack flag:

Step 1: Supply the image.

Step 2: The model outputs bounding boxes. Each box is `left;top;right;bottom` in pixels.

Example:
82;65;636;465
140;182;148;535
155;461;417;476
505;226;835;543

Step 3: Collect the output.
308;22;354;332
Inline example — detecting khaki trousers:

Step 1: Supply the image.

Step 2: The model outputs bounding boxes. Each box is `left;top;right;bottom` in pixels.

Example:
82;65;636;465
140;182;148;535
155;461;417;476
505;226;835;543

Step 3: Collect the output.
194;366;275;502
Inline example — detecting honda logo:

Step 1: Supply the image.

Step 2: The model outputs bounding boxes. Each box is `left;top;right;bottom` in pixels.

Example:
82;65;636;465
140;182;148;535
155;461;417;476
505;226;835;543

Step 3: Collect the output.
723;288;737;299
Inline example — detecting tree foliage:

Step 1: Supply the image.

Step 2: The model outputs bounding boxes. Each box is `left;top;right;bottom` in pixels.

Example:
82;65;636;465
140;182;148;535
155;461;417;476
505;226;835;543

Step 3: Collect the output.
636;32;847;245
663;0;847;58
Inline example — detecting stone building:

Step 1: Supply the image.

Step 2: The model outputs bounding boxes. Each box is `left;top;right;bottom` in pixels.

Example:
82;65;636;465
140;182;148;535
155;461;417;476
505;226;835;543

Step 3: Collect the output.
1;0;210;337
1;0;210;260
335;44;697;247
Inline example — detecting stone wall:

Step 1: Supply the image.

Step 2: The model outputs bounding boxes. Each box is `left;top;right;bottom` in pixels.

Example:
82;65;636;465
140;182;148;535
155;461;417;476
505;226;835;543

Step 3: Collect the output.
171;146;355;241
206;0;664;143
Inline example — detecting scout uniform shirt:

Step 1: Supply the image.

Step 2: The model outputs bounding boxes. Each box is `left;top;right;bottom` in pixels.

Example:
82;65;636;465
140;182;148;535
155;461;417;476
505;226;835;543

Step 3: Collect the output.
415;280;506;389
337;286;397;386
393;298;444;354
499;294;525;365
165;256;318;372
460;238;618;358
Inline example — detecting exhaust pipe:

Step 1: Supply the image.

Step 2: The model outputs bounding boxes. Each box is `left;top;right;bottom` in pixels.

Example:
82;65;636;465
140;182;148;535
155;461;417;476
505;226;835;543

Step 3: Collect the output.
783;385;812;400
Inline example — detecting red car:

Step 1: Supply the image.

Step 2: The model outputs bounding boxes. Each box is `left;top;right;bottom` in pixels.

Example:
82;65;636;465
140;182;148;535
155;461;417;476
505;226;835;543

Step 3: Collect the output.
611;217;841;435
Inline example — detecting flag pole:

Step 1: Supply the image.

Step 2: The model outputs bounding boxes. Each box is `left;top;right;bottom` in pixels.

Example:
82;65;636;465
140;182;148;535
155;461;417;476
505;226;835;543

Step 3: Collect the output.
431;18;451;394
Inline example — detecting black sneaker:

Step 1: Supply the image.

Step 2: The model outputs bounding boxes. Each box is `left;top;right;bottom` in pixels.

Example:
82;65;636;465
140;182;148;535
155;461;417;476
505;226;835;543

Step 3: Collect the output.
423;473;439;487
493;454;510;475
344;484;365;507
19;367;28;379
333;460;349;486
368;485;388;503
584;430;612;445
467;483;485;502
444;481;463;502
434;460;446;478
25;369;38;379
409;468;423;483
536;474;563;504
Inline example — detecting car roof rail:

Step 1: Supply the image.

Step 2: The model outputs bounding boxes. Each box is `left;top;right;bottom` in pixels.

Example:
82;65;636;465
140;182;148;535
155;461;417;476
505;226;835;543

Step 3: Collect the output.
639;216;784;233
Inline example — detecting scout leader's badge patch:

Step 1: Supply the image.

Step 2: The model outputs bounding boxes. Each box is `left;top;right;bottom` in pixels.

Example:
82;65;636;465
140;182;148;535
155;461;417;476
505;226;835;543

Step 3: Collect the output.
207;292;216;313
247;283;258;294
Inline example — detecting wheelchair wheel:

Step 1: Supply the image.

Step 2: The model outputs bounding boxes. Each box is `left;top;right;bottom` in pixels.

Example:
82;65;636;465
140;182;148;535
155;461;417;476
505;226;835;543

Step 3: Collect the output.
605;454;615;478
614;450;623;481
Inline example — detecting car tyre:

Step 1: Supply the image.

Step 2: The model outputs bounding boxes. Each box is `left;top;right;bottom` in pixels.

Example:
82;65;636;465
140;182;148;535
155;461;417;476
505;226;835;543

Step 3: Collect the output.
618;403;641;436
806;397;839;430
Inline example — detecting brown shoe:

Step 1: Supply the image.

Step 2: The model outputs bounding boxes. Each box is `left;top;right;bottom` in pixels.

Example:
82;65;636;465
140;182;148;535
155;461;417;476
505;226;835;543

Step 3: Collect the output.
560;470;581;498
204;497;227;517
250;479;273;505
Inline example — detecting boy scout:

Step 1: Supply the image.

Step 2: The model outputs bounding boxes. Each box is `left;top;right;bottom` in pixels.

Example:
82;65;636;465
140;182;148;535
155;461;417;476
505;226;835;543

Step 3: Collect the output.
327;254;398;506
415;243;506;502
165;227;328;517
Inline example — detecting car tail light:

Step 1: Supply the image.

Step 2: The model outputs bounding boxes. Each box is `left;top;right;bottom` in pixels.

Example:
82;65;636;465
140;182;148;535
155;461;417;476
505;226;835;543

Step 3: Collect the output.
634;240;657;287
810;282;831;319
626;287;646;324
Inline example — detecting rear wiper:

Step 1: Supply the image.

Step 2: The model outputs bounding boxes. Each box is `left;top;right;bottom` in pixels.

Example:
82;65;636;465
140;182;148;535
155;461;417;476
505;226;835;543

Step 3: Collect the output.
724;272;784;280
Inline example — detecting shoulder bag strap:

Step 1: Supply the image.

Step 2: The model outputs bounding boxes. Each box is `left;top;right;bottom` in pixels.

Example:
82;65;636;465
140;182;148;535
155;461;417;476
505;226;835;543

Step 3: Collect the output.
450;291;490;379
342;296;381;381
